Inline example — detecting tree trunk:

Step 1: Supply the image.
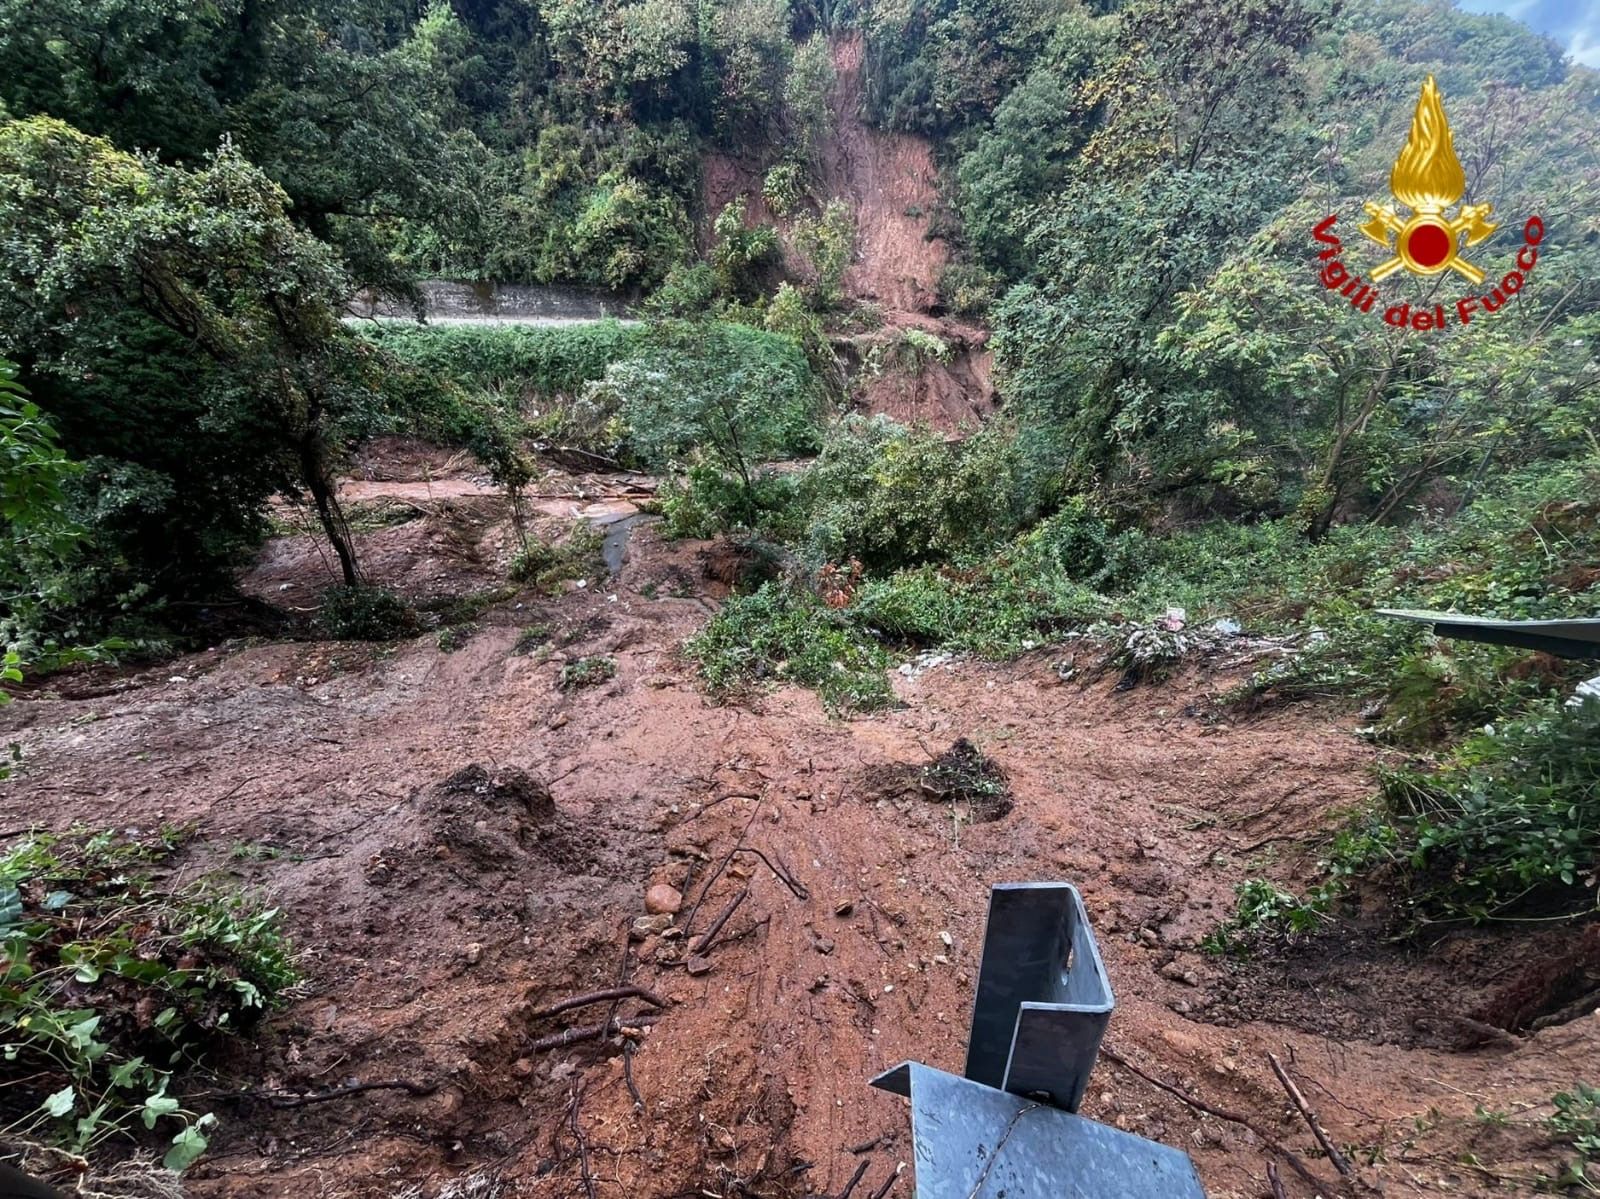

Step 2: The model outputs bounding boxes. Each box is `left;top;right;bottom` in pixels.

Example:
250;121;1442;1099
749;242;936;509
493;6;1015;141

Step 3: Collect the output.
300;435;359;587
1308;358;1395;541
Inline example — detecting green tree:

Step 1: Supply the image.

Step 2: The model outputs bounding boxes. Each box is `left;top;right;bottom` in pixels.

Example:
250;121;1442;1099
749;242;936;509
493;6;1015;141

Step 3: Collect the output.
0;118;381;608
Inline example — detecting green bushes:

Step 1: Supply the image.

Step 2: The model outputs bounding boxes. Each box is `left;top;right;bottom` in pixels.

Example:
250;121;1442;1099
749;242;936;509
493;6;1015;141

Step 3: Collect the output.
0;828;297;1167
357;321;646;399
800;417;1030;572
509;528;604;594
588;321;822;520
687;582;893;714
1202;878;1330;954
317;585;415;641
1365;700;1600;924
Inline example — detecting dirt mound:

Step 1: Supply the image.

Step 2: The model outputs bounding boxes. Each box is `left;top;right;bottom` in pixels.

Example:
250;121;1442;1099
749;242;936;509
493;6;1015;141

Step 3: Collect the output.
432;764;558;866
908;736;1013;823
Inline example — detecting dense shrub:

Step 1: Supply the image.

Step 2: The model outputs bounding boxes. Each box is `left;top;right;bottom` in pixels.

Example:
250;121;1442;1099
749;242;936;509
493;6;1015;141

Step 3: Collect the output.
1365;700;1600;923
800;416;1029;572
357;321;646;399
587;321;822;519
687;582;893;714
317;585;416;641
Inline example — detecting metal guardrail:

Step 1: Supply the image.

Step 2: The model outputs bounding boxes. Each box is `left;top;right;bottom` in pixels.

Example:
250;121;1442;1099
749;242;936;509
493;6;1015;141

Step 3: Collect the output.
1378;608;1600;659
869;881;1207;1198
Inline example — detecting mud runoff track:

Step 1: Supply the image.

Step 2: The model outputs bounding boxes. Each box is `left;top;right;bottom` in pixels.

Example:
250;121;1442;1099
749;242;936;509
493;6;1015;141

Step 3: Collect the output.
4;459;1599;1198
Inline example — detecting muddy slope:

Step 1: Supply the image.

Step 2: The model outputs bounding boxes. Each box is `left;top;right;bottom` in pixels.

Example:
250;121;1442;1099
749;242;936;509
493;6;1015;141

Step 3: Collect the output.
702;34;998;433
4;460;1596;1198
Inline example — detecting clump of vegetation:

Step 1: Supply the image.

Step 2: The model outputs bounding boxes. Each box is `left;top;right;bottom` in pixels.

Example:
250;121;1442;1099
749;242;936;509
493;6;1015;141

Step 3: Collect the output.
0;828;297;1169
919;738;1012;822
587;321;821;527
1103;620;1195;688
799;417;1030;573
687;582;893;715
1202;879;1331;955
791;201;855;310
559;656;617;689
1547;1085;1600;1192
1357;700;1600;926
317;585;415;642
509;528;604;595
512;624;552;655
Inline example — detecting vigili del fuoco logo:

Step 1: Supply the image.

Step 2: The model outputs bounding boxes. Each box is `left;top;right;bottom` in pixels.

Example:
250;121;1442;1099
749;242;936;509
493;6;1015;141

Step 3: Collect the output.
1310;75;1545;332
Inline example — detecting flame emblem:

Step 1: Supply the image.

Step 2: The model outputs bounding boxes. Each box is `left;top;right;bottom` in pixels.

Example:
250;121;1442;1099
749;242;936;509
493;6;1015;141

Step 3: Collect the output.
1360;76;1497;283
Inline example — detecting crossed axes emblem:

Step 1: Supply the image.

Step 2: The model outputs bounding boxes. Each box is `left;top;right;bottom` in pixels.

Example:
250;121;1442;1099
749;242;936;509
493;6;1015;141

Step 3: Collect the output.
1360;201;1498;285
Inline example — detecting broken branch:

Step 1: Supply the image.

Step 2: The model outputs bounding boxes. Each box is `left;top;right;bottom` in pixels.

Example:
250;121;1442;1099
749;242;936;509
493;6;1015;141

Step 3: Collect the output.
250;1078;437;1108
1101;1046;1337;1196
1267;1159;1287;1199
530;1010;661;1053
1268;1051;1352;1176
691;884;750;954
836;1159;871;1199
531;985;667;1020
736;846;808;900
567;1082;598;1199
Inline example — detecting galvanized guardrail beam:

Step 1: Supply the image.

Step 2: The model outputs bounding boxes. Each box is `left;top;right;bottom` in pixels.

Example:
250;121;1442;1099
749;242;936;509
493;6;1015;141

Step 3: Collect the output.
868;880;1207;1197
964;881;1112;1112
1378;608;1600;659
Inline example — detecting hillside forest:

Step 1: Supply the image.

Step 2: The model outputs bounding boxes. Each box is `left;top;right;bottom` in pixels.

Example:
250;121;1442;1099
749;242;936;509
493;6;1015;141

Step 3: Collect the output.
0;0;1598;1195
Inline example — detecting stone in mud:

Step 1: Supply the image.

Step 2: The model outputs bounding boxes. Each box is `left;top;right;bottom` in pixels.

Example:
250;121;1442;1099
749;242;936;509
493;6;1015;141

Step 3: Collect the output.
632;914;673;940
645;884;683;915
686;954;713;976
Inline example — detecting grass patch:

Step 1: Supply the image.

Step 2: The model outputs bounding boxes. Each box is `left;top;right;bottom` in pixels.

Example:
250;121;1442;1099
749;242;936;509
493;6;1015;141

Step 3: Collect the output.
510;529;605;595
559;655;616;689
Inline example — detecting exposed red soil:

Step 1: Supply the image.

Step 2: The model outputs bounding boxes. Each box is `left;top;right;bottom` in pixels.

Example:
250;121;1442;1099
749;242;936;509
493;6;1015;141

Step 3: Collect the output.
821;34;947;316
839;319;997;432
5;453;1598;1199
701;37;997;434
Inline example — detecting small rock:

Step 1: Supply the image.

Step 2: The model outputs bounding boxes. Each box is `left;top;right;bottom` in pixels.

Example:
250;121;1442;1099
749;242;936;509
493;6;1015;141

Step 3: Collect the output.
685;954;713;976
511;1058;535;1078
708;1127;737;1155
1171;1000;1192;1015
811;934;835;955
631;914;672;940
463;942;483;965
549;712;569;729
1158;961;1194;985
645;884;683;915
938;930;953;947
834;899;855;917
